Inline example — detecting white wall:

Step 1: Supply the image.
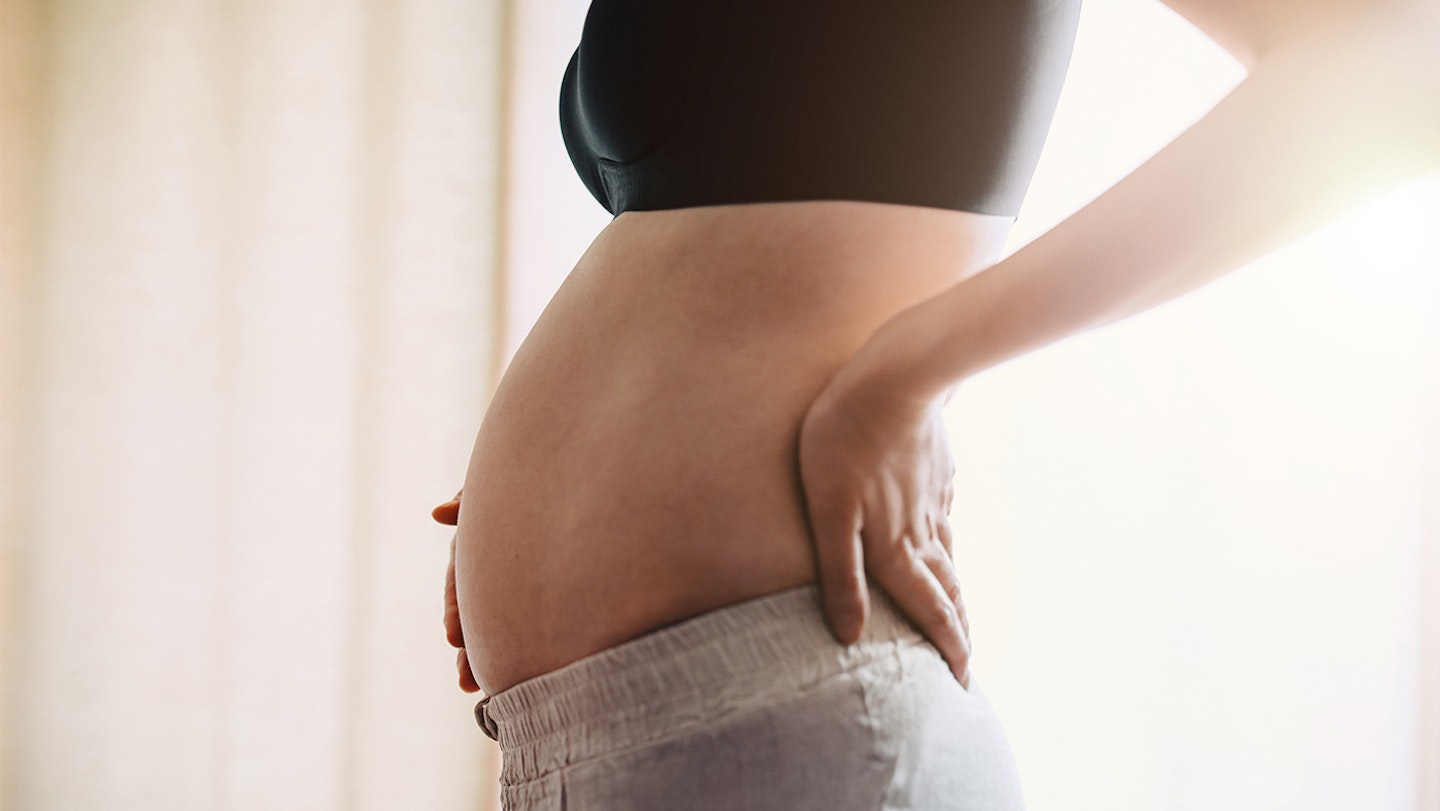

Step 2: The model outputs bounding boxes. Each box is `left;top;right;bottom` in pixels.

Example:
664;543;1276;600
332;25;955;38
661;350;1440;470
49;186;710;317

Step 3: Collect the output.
954;3;1440;809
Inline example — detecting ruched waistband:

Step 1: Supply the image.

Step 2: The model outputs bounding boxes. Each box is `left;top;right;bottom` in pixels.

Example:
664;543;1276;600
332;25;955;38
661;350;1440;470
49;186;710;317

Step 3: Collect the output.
477;584;929;786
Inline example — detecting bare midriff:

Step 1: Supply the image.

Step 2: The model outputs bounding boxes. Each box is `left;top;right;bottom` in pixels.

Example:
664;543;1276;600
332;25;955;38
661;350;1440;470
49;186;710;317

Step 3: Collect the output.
455;200;1014;695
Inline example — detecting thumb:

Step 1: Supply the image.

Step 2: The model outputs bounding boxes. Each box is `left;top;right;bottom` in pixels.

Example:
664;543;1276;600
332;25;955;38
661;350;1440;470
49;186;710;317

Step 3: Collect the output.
432;490;462;526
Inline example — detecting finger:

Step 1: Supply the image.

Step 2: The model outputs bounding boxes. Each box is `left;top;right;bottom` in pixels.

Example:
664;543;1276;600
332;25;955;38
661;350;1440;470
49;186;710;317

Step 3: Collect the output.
457;648;481;694
445;537;465;648
875;547;970;684
935;511;955;556
432;501;460;525
431;489;463;525
445;595;464;648
921;535;969;639
809;494;870;644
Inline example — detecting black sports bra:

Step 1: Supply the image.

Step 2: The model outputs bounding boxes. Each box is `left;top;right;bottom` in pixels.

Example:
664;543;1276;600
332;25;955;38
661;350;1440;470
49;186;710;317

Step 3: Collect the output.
561;0;1082;218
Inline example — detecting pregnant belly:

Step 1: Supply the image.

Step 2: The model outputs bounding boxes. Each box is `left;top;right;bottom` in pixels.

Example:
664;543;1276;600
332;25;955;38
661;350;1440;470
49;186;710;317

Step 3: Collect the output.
453;201;1013;694
454;316;831;694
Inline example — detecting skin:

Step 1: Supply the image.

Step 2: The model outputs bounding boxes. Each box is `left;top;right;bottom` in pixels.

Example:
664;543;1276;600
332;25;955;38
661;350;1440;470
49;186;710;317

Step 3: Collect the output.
447;203;1012;694
438;0;1439;697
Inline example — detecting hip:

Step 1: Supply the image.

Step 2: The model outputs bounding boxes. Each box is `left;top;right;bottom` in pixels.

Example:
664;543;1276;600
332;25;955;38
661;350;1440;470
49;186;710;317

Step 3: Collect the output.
481;584;1024;811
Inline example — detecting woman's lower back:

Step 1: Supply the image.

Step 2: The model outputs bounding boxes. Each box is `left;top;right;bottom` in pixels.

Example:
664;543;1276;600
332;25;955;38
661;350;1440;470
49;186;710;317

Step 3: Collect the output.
454;200;1013;694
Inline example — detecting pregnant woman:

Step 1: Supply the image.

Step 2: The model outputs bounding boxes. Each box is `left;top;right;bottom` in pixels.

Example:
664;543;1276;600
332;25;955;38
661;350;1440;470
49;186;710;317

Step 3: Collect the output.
433;1;1439;808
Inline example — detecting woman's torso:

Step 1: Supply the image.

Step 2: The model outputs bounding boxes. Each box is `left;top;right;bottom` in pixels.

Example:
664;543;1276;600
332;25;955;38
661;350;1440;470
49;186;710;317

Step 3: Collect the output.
455;201;1014;694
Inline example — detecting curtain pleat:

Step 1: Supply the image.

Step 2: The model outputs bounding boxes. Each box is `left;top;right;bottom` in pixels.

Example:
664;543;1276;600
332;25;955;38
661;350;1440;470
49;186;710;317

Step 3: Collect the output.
2;1;506;808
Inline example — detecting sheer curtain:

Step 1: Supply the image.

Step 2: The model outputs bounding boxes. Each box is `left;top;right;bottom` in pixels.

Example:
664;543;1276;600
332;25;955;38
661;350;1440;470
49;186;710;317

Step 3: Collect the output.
3;0;506;808
4;1;1436;810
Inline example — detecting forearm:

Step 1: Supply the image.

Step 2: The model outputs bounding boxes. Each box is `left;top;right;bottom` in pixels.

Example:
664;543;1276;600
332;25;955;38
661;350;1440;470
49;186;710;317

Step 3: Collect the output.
893;9;1440;397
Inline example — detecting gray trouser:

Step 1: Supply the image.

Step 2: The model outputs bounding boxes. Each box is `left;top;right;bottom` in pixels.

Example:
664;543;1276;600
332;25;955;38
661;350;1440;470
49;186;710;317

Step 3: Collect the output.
477;584;1026;810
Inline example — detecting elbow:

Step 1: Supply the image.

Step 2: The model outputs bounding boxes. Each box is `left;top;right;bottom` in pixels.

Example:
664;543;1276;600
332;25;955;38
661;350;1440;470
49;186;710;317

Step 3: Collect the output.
1257;4;1440;167
1380;4;1440;167
1232;1;1432;68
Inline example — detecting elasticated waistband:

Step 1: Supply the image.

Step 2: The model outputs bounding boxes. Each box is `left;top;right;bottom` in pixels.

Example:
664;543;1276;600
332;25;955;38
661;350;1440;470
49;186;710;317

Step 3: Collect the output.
477;583;927;786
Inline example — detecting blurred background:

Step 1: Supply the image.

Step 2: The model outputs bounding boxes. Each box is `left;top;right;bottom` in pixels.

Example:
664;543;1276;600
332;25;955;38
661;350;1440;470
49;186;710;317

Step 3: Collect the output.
1;0;1435;809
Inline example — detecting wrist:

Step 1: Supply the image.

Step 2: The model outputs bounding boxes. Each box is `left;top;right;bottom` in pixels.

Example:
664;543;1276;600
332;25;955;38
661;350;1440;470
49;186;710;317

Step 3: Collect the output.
872;296;974;403
831;299;967;414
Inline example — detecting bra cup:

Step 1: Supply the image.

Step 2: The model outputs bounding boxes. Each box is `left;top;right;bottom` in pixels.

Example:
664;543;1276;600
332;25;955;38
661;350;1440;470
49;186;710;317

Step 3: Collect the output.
561;0;1083;217
569;0;710;164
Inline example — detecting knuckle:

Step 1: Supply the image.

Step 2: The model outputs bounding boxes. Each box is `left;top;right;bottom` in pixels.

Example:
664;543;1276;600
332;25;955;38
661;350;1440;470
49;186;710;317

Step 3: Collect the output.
830;583;863;609
925;599;959;632
824;569;865;602
899;529;927;554
865;545;909;574
918;538;950;567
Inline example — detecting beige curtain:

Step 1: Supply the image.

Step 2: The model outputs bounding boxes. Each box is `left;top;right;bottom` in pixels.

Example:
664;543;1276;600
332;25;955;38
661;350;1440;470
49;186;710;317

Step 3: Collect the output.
2;0;510;808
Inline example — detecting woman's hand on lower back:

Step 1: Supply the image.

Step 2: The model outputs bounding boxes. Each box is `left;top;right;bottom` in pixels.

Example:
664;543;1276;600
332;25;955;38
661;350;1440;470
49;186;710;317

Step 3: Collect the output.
798;335;971;686
433;491;481;694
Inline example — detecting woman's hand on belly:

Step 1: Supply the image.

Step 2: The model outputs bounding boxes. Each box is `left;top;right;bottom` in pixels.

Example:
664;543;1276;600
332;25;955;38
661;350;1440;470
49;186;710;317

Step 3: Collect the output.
798;339;972;688
433;492;481;694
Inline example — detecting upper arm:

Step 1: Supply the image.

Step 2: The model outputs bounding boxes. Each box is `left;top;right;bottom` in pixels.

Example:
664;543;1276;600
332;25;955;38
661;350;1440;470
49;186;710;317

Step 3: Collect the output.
1156;0;1437;68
